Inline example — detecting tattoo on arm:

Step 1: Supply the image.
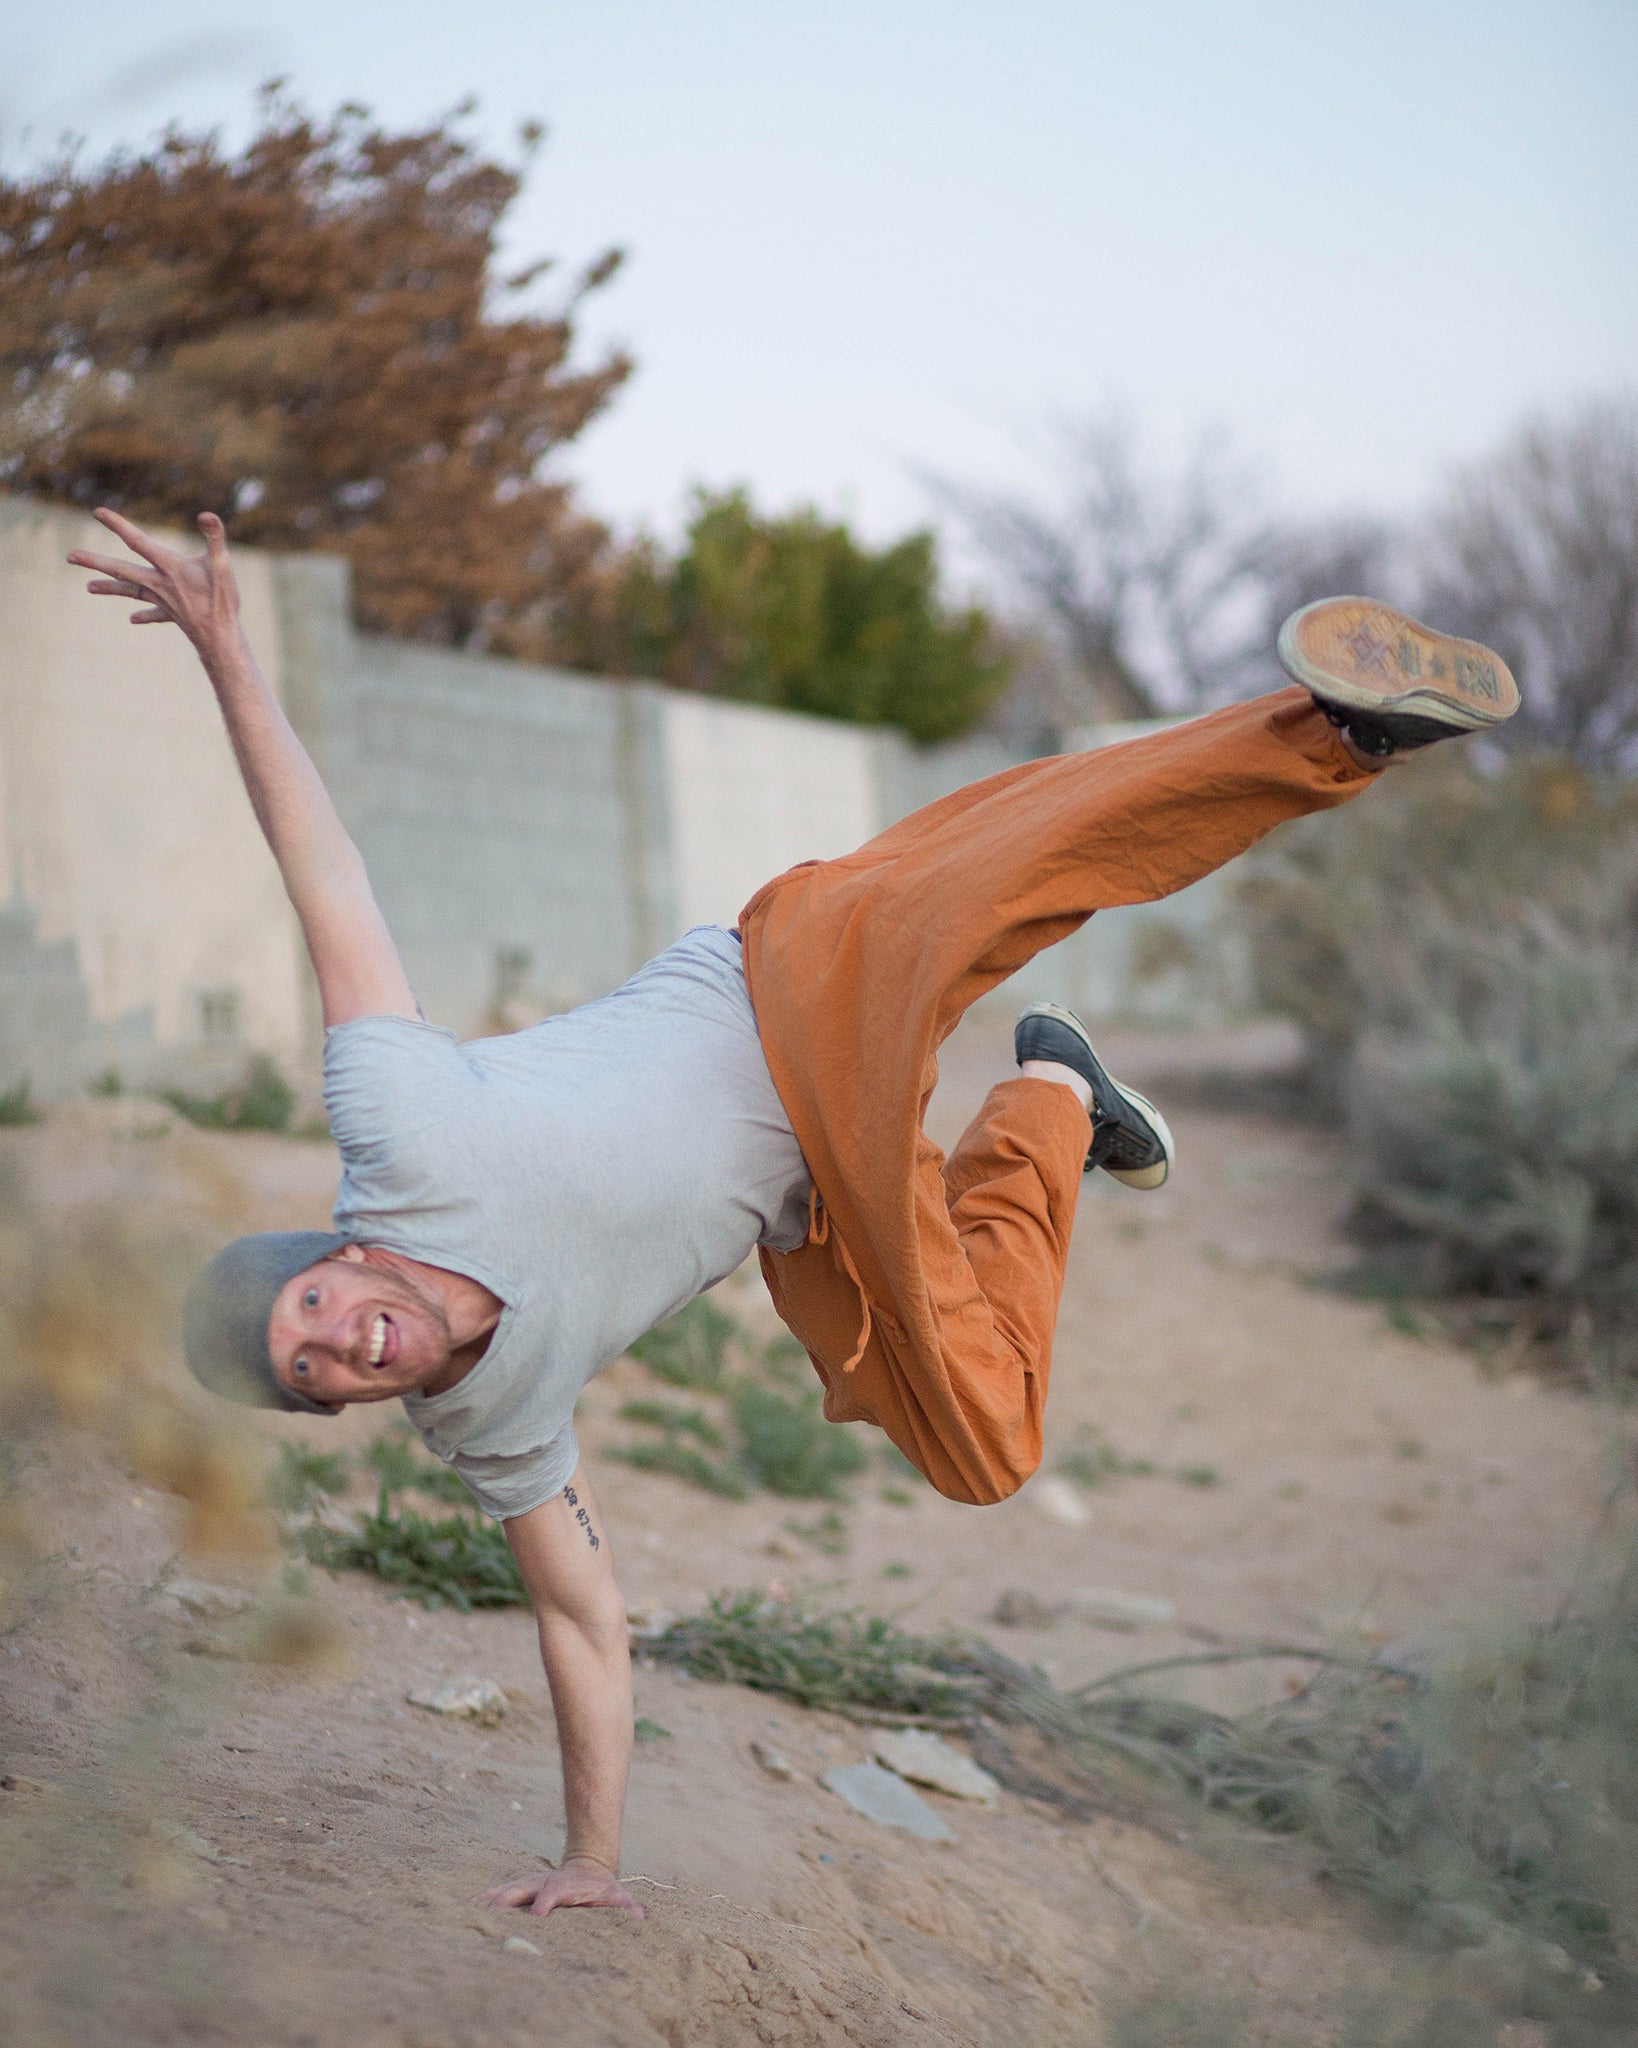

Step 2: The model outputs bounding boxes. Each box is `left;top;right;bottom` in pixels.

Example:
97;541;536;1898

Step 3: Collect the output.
562;1483;601;1551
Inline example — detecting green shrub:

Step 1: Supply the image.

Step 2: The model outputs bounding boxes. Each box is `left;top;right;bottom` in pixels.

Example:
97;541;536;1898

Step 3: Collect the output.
1055;1424;1157;1487
268;1441;351;1513
730;1380;869;1499
0;1079;41;1126
628;1296;735;1390
301;1502;526;1610
603;1437;749;1498
361;1431;475;1507
1244;757;1638;1380
617;1398;723;1447
162;1054;295;1134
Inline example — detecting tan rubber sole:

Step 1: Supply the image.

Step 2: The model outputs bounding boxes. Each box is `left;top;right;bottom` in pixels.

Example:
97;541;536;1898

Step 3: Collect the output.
1277;598;1519;733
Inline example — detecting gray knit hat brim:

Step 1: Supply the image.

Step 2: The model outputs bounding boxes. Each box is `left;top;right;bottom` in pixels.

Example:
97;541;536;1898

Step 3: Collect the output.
182;1231;349;1416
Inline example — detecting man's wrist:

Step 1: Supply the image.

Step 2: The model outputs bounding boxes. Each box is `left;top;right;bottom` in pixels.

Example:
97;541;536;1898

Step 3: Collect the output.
561;1849;618;1875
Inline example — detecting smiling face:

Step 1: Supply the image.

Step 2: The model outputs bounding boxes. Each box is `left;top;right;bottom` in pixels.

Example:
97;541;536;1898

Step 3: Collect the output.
267;1249;454;1407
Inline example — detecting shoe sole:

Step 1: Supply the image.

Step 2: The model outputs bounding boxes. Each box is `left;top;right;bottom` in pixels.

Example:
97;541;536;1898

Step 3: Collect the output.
1017;1001;1175;1190
1277;598;1519;734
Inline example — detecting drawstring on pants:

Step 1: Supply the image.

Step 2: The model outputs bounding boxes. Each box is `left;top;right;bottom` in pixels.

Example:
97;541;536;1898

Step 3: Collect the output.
807;1185;873;1374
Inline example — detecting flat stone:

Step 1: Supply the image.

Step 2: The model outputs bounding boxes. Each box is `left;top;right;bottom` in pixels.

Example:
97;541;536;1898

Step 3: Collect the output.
406;1677;508;1727
165;1580;254;1620
820;1763;954;1842
1030;1477;1091;1527
750;1741;795;1781
1066;1588;1175;1630
992;1588;1062;1629
871;1729;999;1804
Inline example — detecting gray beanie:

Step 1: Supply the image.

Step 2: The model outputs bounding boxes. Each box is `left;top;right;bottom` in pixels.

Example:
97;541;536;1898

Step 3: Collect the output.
182;1231;349;1416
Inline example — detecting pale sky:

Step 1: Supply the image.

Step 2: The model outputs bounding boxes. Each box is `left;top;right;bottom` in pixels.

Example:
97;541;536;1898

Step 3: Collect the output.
6;0;1634;569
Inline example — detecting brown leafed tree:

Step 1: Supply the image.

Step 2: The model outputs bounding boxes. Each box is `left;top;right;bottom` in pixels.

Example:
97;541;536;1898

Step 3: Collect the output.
0;87;631;657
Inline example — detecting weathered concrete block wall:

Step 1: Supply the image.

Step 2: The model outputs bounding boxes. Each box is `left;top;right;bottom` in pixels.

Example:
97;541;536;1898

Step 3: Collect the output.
0;498;309;1097
0;497;1253;1100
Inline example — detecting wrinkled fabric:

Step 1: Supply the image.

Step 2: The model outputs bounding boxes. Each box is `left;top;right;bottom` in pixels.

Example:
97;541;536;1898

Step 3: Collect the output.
740;686;1372;1505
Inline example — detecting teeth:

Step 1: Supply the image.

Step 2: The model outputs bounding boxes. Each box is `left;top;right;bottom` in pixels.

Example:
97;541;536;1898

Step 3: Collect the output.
368;1314;387;1366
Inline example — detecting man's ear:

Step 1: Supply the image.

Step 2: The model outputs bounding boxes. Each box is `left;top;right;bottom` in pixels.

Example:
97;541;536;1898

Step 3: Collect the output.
333;1244;367;1265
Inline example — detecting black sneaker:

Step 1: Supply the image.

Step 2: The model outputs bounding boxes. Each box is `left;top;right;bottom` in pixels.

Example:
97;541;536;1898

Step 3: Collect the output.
1277;597;1520;757
1014;1003;1174;1189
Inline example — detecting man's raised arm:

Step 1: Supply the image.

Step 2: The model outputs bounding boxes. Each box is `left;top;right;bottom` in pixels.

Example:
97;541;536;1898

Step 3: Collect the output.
70;507;417;1027
479;1470;644;1919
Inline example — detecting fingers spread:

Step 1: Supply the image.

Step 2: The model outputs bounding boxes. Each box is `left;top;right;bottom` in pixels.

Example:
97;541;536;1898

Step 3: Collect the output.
94;506;174;570
478;1880;538;1908
72;551;154;583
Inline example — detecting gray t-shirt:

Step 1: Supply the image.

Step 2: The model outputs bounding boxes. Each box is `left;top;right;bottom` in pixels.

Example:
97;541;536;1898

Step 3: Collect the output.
323;925;811;1520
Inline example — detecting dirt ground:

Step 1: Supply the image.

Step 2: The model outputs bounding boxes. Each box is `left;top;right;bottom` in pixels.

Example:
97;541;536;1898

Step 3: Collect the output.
0;1015;1612;2047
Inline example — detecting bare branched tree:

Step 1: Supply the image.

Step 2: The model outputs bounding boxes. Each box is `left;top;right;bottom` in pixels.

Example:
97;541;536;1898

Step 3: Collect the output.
937;408;1276;724
1422;399;1638;769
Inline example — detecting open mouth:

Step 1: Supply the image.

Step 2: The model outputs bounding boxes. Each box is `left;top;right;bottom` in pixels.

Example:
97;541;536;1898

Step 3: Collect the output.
365;1312;400;1369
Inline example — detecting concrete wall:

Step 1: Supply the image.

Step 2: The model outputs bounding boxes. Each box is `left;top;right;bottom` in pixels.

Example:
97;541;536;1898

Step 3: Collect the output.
0;497;1252;1101
0;498;309;1095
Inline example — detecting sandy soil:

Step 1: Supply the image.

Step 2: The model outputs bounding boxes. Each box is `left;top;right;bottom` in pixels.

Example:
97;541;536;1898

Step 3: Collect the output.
0;1018;1607;2046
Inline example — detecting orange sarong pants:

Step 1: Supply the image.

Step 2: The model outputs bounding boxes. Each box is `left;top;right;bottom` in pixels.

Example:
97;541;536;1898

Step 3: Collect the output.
737;685;1374;1506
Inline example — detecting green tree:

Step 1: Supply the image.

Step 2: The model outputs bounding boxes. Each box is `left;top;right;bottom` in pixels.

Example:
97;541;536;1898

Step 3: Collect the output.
608;488;1010;743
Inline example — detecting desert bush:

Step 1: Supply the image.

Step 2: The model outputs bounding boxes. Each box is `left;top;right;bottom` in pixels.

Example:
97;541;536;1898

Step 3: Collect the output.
627;1296;736;1390
268;1442;350;1513
729;1381;869;1498
1244;756;1638;1379
161;1055;296;1134
615;1298;870;1500
0;1078;41;1125
302;1501;526;1611
656;1533;1638;2016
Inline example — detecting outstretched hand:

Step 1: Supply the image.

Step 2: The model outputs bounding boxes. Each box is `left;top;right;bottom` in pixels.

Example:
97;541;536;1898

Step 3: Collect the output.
68;508;241;660
476;1856;646;1920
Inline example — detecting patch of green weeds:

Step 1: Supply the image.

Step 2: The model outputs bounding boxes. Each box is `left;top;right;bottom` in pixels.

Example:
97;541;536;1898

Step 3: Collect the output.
0;1078;42;1126
784;1509;849;1556
1177;1465;1221;1488
361;1432;475;1507
760;1331;813;1385
731;1381;868;1499
628;1296;736;1390
877;1440;926;1483
880;1485;916;1508
617;1399;723;1447
268;1442;351;1513
88;1068;123;1098
605;1438;750;1498
162;1054;295;1133
1055;1425;1158;1488
1396;1436;1428;1461
882;1562;913;1580
301;1503;527;1611
633;1717;672;1742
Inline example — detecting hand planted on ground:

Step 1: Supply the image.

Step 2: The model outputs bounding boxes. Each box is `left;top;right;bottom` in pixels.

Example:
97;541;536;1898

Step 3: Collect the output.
476;1856;646;1919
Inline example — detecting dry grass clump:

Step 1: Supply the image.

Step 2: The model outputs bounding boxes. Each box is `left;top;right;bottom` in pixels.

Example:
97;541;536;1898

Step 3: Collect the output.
1244;756;1638;1383
653;1533;1638;2022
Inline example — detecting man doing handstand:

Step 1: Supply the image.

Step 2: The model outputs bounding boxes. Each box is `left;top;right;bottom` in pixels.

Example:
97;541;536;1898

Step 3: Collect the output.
69;507;1519;1919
